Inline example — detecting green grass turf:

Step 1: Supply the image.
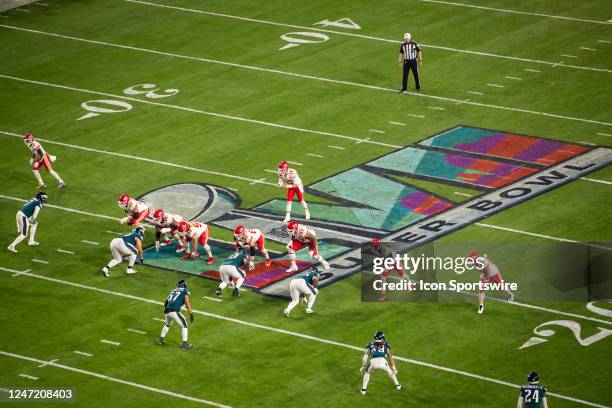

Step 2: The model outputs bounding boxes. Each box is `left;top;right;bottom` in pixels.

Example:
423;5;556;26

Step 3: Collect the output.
0;0;611;407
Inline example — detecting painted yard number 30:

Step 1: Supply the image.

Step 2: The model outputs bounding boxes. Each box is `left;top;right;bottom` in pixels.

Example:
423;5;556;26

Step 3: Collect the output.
279;18;361;51
519;302;612;349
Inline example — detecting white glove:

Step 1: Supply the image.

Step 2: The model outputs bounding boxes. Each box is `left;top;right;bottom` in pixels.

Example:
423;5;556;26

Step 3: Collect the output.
119;217;129;224
248;261;255;271
155;241;161;252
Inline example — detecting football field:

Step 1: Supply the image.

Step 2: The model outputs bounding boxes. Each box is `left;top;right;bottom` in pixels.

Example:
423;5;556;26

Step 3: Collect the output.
1;0;611;407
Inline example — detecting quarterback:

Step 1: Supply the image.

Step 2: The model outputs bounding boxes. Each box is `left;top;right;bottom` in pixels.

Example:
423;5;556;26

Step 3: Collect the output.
23;133;65;189
277;160;310;222
286;221;330;273
7;191;47;253
233;225;271;268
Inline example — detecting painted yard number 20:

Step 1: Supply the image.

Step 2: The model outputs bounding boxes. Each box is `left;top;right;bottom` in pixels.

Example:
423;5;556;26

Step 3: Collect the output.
279;18;361;51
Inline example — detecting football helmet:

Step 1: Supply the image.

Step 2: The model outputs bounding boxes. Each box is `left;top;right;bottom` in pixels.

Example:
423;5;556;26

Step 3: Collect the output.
467;251;480;260
234;225;245;238
374;330;385;342
177;279;187;289
287;221;298;232
118;194;130;209
278;160;289;176
24;133;34;143
35;191;48;202
134;226;145;237
371;237;381;248
527;371;539;383
153;209;165;221
177;221;190;233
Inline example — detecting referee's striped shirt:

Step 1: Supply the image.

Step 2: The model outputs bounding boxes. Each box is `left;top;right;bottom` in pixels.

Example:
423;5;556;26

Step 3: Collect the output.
400;41;421;61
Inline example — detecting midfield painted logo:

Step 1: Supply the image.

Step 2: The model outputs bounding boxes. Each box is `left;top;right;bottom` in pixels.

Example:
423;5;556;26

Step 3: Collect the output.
141;125;612;297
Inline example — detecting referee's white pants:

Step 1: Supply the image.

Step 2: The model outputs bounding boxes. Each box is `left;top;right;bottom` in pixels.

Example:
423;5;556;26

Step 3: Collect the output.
286;279;317;313
108;238;136;268
218;264;245;290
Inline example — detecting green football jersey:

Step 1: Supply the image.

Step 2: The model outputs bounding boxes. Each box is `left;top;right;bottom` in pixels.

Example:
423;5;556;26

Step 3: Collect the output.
222;250;246;267
367;341;390;358
165;287;190;311
298;270;318;286
20;198;42;218
121;232;142;248
520;384;547;407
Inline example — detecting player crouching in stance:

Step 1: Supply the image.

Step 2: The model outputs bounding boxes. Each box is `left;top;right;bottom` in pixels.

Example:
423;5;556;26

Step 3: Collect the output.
101;227;144;277
286;221;330;273
152;208;186;252
234;225;271;268
277;160;310;222
468;251;514;314
284;266;320;317
176;221;214;264
117;194;150;227
8;191;47;253
24;133;65;189
158;279;193;350
371;237;411;302
517;371;548;408
216;248;248;298
360;331;401;395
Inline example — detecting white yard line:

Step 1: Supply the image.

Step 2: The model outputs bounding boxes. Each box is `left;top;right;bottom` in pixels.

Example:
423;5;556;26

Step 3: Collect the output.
0;75;399;148
467;91;483;96
581;177;612;185
306;153;324;158
597;132;612;137
100;339;120;346
81;240;99;245
11;268;31;278
368;129;385;134
486;83;504;88
0;267;608;408
328;145;345;150
427;106;446;110
73;351;93;357
580;47;596;51
56;249;75;255
31;259;49;264
0;131;281;185
453;191;473;197
37;358;58;368
524;68;541;73
552;60;565;68
123;0;612;73
388;121;406;126
1;351;232;408
417;0;610;25
19;374;38;380
15;8;30;12
579;141;596;146
249;178;266;185
505;76;522;80
598;40;611;43
35;2;48;5
0;28;609;126
408;113;426;118
127;328;147;335
203;296;222;302
561;54;578;58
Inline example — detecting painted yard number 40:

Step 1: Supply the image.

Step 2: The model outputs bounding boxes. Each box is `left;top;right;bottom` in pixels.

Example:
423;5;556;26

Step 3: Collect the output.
279;18;360;50
519;302;612;349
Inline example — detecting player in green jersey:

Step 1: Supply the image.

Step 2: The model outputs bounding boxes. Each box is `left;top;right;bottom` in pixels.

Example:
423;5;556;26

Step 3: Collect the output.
360;330;401;396
158;279;194;350
216;248;248;298
284;266;320;317
101;227;144;277
8;192;47;253
517;372;548;408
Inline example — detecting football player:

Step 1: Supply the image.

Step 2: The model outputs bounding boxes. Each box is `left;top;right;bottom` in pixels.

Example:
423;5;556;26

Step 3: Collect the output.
234;225;272;268
176;221;214;264
158;279;193;350
152;208;186;252
468;251;515;314
7;191;47;253
371;237;411;302
216;248;249;298
284;266;320;317
517;371;548;408
360;331;401;395
117;194;150;227
23;133;65;189
286;221;330;273
101;227;144;277
277;160;310;223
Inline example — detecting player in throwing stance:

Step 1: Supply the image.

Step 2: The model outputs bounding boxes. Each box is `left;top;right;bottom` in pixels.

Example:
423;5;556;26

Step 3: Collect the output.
284;266;320;317
118;194;150;227
286;221;330;273
234;225;271;268
277;161;310;223
24;133;65;189
101;227;144;277
360;331;401;395
177;221;214;264
8;191;47;253
158;279;193;350
468;251;515;314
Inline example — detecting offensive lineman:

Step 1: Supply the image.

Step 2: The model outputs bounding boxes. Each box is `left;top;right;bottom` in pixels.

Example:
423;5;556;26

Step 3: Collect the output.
284;266;320;317
370;237;411;302
118;194;150;227
158;279;193;350
216;248;249;298
277;161;310;222
23;133;65;189
360;331;401;395
152;208;186;252
176;221;215;264
517;372;548;408
234;225;271;268
286;221;330;273
468;251;515;314
101;227;144;277
7;191;47;253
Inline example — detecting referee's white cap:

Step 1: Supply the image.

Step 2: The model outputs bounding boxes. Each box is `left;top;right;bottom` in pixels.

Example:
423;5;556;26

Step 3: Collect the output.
404;32;411;40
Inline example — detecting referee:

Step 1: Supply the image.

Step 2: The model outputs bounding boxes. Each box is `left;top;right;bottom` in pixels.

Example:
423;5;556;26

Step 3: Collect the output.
398;33;422;93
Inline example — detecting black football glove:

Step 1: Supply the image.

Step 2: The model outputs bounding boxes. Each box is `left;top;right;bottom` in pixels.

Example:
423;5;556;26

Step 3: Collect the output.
189;313;194;323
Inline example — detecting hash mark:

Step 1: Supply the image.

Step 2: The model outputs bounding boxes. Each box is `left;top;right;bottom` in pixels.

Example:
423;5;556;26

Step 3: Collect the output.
388;121;406;126
56;249;75;255
467;91;483;96
100;339;120;346
485;83;504;88
19;374;38;380
32;259;49;264
73;351;93;357
306;153;324;158
328;145;345;150
368;129;385;134
524;68;541;73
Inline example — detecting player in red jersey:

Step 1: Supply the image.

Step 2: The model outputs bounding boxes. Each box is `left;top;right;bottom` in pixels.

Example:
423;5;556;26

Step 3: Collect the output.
285;221;329;273
371;237;411;302
117;194;150;227
277;161;310;223
234;225;272;268
23;133;65;189
468;251;515;314
152;208;186;252
177;221;214;264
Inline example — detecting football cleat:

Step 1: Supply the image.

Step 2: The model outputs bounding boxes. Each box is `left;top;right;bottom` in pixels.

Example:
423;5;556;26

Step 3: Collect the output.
264;258;272;267
206;256;215;265
478;304;484;314
321;259;330;271
181;341;193;351
175;245;186;253
305;308;314;314
101;267;110;278
360;389;366;396
177;221;190;233
181;253;192;260
286;264;298;273
378;292;386;302
215;287;222;297
287;221;298;232
7;245;17;253
304;208;311;220
507;293;515;303
28;241;39;246
232;287;240;297
126;268;136;274
277;160;289;176
36;183;47;190
283;214;290;223
57;181;65;189
396;384;402;391
118;194;130;209
284;309;289;317
157;337;165;346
